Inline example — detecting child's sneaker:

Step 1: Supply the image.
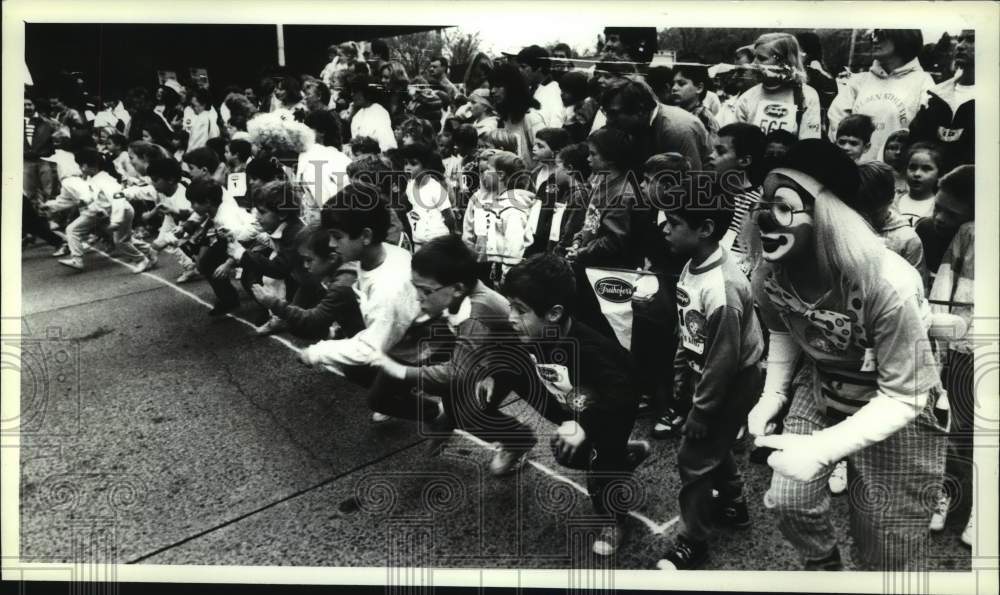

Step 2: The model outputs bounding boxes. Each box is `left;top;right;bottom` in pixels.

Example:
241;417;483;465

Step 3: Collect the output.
625;440;652;470
960;507;974;547
651;408;685;440
929;491;950;531
131;257;151;274
592;519;629;556
715;497;751;529
828;460;848;495
656;535;708;570
57;257;85;271
254;316;288;336
489;442;534;476
803;547;843;571
176;269;201;284
52;244;70;257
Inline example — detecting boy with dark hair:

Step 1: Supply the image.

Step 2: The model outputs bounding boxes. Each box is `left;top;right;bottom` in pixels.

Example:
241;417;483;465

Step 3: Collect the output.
58;148;127;271
299;184;423;398
523;142;589;258
835;114;875;163
188;178;260;315
916;163;975;290
711;123;766;260
515;44;564;128
349;136;381;160
655;185;764;570
499;254;650;557
183;147;221;182
223;180;304;318
370;234;537;462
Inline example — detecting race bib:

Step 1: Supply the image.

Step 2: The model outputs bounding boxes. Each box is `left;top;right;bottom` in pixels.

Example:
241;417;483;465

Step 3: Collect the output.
474;209;491;237
228;172;247;198
549;203;567;243
753;101;797;136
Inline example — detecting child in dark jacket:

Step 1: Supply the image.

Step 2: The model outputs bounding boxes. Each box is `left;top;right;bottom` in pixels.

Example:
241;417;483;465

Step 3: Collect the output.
500;254;650;559
523;142;589;258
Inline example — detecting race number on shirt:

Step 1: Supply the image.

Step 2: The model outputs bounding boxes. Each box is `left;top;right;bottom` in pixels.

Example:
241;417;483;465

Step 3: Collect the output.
753;101;797;136
228;172;247;198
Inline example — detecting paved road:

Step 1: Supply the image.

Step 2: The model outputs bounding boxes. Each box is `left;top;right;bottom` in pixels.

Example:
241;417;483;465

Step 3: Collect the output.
16;242;972;574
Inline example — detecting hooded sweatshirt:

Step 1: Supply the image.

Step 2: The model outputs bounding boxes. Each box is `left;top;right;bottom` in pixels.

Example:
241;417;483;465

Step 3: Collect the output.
462;188;537;269
909;73;975;168
878;209;926;281
828;57;935;162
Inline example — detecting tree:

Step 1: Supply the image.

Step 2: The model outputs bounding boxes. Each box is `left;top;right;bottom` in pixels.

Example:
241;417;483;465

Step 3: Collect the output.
388;30;446;79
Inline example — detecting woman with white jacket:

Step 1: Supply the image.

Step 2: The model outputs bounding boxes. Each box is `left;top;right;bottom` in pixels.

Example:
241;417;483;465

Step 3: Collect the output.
828;29;934;163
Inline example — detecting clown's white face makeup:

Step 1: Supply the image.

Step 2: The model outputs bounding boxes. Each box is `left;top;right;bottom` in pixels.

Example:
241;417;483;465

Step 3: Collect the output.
757;175;815;263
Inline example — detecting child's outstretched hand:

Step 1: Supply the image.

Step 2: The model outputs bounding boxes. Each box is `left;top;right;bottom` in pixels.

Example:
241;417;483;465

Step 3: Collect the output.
213;260;234;280
250;283;281;308
681;415;708;439
551;420;586;466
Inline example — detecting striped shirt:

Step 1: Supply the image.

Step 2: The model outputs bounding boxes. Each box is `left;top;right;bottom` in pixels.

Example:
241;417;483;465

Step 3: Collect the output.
722;187;762;255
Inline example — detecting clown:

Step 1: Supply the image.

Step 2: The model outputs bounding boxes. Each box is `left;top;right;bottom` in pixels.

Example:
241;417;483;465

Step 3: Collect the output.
745;139;945;570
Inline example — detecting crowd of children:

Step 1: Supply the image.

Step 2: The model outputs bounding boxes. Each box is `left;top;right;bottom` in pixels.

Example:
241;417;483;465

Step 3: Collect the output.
21;27;979;570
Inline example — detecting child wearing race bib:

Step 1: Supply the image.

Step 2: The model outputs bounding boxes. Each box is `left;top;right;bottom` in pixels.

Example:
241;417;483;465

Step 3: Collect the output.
734;33;821;140
400;141;455;250
461;151;537;287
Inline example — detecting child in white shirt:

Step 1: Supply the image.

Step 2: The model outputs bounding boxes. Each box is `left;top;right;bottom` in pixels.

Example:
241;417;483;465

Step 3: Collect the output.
399;142;455;250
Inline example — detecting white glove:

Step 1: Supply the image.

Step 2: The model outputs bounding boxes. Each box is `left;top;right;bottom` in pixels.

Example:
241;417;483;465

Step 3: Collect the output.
755;393;925;481
747;392;786;438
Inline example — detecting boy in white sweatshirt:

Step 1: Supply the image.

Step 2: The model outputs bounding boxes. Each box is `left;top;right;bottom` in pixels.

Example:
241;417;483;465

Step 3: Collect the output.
299;183;423;387
58;148;126;271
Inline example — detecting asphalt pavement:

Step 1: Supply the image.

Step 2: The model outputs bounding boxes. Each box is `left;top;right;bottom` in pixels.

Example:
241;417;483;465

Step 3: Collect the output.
16;242;972;573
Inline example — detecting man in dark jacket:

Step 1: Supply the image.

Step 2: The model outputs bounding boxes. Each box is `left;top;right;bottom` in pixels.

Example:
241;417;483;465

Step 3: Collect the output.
24;96;57;204
909;29;975;168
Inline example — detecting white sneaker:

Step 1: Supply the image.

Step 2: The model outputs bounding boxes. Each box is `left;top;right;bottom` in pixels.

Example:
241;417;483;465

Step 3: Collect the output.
592;520;628;557
371;412;392;423
175;269;201;283
131;257;150;274
57;257;85;271
929;492;950;531
828;460;848;495
960;513;973;547
489;444;532;476
254;316;288;336
52;244;70;257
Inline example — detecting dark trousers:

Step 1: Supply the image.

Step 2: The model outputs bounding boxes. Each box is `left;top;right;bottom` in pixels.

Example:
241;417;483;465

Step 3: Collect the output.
197;241;239;306
22;195;65;247
677;364;761;542
942;349;974;516
631;272;678;411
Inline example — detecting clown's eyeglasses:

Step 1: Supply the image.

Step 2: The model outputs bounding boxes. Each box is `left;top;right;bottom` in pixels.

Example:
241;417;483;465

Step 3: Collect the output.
750;202;812;228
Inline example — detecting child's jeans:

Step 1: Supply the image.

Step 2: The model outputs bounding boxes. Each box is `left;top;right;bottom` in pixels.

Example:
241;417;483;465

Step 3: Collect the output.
66;209;106;258
677;363;761;543
110;209;151;264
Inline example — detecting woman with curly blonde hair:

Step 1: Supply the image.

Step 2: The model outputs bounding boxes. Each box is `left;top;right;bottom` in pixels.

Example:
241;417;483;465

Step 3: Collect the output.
734;32;822;140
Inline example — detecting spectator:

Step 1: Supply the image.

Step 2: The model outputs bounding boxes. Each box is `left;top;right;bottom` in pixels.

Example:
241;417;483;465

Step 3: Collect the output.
558;71;599;144
828;29;934;162
426;56;459;102
852;161;926;277
795;32;839;136
347;73;397;152
834;114;875;163
23;95;58;204
669;63;720;139
600;78;711;170
516;44;565;128
909;29;974;168
488;63;547;168
735;33;822;139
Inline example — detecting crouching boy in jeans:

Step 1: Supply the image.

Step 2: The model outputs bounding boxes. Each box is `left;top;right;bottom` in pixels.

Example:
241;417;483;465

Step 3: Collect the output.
498;254;650;558
297;183;424;417
369;234;538;466
654;186;764;570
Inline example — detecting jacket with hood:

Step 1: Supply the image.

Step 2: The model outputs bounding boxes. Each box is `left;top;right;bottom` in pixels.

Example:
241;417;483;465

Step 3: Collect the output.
878;209;926;282
909;74;975;168
828;57;935;162
462;188;538;270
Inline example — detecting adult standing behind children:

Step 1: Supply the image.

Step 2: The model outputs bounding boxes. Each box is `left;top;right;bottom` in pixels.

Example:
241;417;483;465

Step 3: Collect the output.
488;63;548;169
828;29;934;163
600;79;710;171
347;73;397;152
515;45;566;128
